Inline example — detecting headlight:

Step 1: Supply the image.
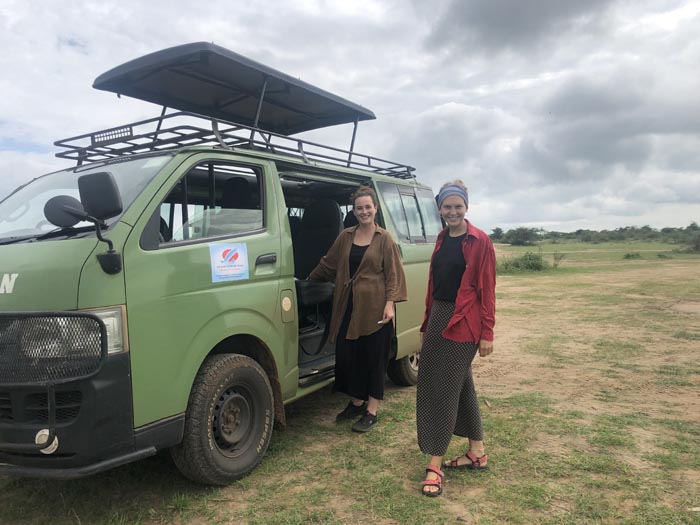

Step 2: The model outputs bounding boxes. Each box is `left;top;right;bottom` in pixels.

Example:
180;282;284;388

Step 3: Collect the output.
83;305;128;354
2;313;108;383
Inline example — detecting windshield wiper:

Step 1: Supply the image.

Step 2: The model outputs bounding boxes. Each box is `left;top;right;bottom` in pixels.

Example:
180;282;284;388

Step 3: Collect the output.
34;225;97;240
0;234;37;246
0;225;96;245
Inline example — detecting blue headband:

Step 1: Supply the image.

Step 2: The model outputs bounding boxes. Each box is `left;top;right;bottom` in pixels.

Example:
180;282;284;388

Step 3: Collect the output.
437;185;469;208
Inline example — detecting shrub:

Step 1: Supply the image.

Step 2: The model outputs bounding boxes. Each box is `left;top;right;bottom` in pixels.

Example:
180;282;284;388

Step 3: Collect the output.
498;251;549;272
623;252;641;259
552;250;566;268
687;234;700;253
657;253;672;259
503;227;539;246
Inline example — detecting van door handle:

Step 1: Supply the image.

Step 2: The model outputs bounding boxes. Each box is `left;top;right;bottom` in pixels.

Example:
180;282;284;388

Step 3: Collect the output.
256;253;277;265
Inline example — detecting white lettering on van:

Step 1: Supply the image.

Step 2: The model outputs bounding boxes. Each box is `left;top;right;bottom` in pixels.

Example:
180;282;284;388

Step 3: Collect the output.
0;274;19;294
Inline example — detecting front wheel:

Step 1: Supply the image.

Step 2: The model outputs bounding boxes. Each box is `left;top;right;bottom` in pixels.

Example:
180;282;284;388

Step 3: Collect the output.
171;354;274;485
387;352;419;386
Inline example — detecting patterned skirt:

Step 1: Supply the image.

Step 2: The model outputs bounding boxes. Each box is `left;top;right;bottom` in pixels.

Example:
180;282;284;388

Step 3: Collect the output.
416;300;483;456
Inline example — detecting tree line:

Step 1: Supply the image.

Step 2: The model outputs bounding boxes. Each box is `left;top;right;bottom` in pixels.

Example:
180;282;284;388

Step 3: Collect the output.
490;222;700;252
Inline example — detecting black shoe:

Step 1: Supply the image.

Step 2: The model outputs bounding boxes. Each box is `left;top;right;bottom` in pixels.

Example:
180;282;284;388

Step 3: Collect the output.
336;401;366;422
351;411;378;433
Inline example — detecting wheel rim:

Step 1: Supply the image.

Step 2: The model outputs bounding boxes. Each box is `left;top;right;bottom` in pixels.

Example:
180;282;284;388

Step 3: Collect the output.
409;352;420;371
212;386;253;457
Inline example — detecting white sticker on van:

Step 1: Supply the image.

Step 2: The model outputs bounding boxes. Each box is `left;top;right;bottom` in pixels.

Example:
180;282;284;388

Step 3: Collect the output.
0;273;19;294
209;244;249;282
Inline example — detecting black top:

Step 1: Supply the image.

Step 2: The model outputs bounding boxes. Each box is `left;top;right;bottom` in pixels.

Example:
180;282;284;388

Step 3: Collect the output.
349;243;369;278
432;233;467;302
92;42;376;136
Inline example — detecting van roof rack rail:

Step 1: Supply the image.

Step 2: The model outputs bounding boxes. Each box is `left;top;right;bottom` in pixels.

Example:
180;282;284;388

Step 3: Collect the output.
54;111;417;180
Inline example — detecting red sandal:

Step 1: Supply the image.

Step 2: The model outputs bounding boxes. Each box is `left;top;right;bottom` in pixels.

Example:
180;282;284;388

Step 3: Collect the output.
443;450;489;470
421;465;444;497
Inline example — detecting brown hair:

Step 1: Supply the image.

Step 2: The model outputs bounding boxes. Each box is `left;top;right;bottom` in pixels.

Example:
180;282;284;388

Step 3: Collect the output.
439;179;468;193
351;185;378;207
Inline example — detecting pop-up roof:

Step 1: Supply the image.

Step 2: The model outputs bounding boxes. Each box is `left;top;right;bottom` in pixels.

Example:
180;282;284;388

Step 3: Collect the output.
93;42;376;136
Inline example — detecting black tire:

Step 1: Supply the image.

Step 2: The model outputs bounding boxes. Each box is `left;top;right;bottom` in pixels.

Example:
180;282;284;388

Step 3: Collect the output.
171;354;274;485
387;351;419;386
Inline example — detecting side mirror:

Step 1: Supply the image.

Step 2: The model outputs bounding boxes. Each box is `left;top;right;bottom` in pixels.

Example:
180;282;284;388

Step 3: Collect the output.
78;172;123;221
40;173;123;275
44;195;88;228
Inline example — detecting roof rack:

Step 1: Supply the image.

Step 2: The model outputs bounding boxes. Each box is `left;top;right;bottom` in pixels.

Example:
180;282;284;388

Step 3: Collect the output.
54;111;416;180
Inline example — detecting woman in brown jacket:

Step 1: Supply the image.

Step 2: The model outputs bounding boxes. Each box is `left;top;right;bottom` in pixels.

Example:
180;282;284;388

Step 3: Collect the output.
308;186;407;432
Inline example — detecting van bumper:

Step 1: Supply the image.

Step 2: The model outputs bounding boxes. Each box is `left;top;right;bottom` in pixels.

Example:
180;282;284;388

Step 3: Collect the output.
0;352;184;479
0;447;157;479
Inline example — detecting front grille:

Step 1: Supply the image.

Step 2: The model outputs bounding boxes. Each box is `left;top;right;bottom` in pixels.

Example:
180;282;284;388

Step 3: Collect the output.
0;313;106;385
0;392;12;421
25;391;83;423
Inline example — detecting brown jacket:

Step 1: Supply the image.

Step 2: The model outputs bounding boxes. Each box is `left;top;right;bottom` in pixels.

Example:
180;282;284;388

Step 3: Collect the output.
308;225;408;342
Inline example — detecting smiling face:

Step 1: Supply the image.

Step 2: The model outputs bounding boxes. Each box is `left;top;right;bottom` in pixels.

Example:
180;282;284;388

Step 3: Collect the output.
440;195;467;228
353;195;377;226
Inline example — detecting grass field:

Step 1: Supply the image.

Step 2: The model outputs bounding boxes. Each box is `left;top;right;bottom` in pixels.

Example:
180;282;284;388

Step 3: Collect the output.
1;241;699;524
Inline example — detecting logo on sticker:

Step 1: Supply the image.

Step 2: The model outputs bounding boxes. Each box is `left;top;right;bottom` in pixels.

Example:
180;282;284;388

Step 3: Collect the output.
210;244;249;282
221;248;240;262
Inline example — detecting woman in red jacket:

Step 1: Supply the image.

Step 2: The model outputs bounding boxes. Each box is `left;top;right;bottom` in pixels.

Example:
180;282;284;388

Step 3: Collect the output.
416;180;496;497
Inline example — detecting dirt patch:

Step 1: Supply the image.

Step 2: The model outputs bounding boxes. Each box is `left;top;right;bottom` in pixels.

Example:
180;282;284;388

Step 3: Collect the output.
673;302;700;314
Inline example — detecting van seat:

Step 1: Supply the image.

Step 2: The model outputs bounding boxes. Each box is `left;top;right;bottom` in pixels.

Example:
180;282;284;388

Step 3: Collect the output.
294;199;343;278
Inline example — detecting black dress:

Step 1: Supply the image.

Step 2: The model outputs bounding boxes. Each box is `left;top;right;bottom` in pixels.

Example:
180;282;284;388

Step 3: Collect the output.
334;243;392;400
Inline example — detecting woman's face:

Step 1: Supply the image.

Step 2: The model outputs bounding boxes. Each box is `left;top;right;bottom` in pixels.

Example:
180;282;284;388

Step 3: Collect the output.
353;195;377;226
440;195;467;228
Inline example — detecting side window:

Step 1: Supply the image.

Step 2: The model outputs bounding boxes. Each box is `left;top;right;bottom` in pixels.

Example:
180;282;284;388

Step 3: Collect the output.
377;182;442;243
376;182;409;241
416;188;442;241
159;162;263;244
399;191;426;242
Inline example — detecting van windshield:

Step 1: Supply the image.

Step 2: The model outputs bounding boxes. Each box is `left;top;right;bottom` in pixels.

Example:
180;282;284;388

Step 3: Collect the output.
0;155;171;243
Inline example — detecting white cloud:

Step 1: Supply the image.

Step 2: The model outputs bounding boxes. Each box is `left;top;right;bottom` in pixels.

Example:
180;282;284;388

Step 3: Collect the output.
0;0;699;233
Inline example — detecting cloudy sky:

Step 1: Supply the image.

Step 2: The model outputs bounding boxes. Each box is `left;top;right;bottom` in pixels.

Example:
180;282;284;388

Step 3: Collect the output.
1;0;699;232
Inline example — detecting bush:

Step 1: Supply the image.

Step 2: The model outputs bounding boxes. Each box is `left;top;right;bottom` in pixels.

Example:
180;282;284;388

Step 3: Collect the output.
498;251;549;272
657;253;672;259
687;234;700;253
623;252;641;259
552;250;566;268
503;227;539;246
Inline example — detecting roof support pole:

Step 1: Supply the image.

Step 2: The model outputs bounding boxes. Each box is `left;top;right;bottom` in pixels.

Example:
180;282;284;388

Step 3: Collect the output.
249;77;269;145
346;116;359;167
150;106;168;150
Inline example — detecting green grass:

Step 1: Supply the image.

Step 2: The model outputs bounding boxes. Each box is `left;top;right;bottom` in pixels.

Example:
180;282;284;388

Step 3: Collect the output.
673;330;700;341
592;339;646;361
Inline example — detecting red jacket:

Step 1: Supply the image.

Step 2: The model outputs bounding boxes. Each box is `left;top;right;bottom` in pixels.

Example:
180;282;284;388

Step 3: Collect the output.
420;221;496;343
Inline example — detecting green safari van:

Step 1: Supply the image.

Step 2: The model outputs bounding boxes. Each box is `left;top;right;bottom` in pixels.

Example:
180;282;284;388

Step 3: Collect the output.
0;43;442;485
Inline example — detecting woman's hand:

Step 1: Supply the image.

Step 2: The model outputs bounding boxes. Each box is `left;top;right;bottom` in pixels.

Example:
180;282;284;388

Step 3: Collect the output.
478;339;493;357
380;301;395;324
